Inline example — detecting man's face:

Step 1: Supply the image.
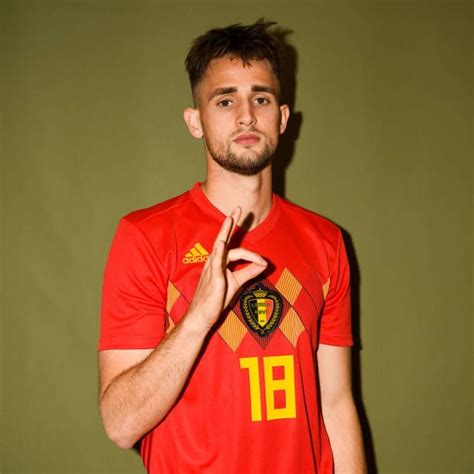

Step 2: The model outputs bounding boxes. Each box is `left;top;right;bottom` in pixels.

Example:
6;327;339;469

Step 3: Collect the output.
185;56;289;176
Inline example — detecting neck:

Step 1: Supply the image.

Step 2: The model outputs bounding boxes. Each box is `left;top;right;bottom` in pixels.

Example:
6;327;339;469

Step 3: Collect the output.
201;165;273;231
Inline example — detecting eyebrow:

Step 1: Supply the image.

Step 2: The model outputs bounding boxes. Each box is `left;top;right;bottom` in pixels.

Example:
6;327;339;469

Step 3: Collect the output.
208;87;237;101
251;85;276;95
208;85;277;102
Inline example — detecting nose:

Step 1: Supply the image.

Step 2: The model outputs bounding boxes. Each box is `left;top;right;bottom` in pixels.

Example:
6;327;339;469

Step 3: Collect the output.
237;100;256;128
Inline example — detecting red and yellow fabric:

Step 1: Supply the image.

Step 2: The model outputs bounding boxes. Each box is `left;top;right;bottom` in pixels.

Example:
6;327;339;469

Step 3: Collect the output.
99;182;353;473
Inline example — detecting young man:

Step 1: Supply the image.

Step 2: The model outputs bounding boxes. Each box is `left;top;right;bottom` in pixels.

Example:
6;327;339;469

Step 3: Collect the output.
98;20;367;474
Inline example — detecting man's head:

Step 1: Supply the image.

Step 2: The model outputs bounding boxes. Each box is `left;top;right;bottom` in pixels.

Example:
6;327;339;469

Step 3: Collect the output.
183;20;289;177
185;19;283;102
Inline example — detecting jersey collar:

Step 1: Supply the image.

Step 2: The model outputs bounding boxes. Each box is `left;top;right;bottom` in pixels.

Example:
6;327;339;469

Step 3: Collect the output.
189;182;281;244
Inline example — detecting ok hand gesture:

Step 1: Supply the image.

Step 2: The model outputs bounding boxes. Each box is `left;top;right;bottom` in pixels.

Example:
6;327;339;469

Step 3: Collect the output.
187;206;268;330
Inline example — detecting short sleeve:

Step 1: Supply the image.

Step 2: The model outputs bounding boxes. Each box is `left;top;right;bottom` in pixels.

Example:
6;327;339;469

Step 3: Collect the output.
319;230;353;346
98;218;167;350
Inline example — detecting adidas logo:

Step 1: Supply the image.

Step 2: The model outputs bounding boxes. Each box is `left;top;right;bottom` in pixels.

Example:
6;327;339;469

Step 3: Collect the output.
183;243;209;264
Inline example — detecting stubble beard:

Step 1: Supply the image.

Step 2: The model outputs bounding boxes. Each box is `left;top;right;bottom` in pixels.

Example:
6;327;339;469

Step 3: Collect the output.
205;135;276;177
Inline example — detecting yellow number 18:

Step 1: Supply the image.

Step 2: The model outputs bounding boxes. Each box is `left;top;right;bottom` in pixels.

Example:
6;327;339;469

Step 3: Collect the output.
239;355;296;422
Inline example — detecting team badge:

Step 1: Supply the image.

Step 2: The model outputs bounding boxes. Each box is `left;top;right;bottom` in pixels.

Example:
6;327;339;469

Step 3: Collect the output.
240;285;283;337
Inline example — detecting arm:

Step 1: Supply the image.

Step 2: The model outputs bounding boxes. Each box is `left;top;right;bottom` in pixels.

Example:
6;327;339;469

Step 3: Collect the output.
317;344;367;474
98;207;267;449
98;317;209;449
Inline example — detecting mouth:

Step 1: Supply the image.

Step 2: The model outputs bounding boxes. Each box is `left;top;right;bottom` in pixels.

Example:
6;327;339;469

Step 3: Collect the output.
233;133;261;146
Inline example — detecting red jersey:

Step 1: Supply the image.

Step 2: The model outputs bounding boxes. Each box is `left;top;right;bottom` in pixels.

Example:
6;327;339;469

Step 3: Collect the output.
99;182;353;473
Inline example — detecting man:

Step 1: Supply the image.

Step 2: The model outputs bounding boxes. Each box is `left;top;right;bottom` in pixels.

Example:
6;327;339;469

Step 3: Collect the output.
98;19;367;473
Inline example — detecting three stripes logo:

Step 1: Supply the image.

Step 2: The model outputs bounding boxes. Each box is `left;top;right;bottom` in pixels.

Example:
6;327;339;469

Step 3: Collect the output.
182;243;210;264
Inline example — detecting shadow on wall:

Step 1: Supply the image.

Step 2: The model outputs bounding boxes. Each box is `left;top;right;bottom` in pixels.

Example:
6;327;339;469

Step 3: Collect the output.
275;28;378;473
130;25;378;473
272;27;302;198
342;230;378;473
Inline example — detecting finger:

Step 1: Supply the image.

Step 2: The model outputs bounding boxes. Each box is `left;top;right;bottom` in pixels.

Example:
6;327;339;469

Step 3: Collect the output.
212;216;233;252
233;262;268;287
227;248;267;267
227;206;242;244
212;206;242;252
211;239;226;272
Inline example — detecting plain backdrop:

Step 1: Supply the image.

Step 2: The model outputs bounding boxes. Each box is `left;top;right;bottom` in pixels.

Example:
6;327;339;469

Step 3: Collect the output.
1;1;472;473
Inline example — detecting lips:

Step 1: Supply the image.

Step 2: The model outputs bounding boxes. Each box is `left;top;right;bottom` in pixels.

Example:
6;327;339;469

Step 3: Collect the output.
233;133;260;146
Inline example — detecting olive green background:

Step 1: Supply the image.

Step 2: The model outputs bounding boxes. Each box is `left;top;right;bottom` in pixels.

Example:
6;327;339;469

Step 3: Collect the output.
2;1;472;473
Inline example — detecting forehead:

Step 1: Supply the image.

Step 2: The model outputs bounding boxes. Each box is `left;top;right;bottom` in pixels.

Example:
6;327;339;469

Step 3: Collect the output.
196;56;279;98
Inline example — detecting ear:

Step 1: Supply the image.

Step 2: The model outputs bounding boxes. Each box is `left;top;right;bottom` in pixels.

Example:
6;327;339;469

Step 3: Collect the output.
183;108;203;139
279;104;290;134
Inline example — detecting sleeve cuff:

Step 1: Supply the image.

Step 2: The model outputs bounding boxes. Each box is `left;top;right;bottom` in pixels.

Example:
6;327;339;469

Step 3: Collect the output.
97;336;161;351
318;334;354;347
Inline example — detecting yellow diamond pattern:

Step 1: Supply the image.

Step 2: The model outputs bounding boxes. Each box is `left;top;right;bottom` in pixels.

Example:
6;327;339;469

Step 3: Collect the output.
275;268;302;305
322;278;330;301
279;307;305;347
166;281;181;314
166;317;176;335
218;310;248;352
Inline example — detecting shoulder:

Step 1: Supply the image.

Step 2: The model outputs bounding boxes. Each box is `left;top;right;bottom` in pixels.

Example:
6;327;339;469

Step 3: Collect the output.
120;188;195;233
276;195;342;243
107;189;197;272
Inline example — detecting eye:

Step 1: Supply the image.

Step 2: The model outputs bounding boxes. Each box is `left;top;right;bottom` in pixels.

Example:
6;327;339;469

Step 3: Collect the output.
255;96;270;105
217;99;233;107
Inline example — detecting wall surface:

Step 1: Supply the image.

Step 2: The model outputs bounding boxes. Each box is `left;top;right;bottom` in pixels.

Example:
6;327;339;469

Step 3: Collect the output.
2;1;472;473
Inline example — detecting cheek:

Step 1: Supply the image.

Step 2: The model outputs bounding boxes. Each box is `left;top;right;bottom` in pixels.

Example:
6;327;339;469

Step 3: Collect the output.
261;109;281;131
201;118;234;145
213;119;236;137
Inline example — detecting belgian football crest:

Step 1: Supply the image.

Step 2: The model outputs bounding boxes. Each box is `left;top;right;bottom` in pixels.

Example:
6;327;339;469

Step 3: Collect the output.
240;285;283;337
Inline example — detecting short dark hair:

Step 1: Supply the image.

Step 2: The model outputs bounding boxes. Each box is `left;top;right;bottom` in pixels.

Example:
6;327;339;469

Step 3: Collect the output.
185;19;282;95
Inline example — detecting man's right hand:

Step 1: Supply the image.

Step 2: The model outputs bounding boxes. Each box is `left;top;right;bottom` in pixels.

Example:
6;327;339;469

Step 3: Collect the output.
98;207;268;449
186;206;268;330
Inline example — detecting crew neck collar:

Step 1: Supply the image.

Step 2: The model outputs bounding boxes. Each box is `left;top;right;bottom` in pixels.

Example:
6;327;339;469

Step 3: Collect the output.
189;182;280;244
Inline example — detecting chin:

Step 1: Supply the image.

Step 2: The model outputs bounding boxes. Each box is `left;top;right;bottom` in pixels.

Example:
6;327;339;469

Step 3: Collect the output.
217;156;273;176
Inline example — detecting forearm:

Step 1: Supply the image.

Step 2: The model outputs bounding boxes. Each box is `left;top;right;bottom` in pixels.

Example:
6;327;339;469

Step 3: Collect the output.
322;395;367;474
99;314;208;449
